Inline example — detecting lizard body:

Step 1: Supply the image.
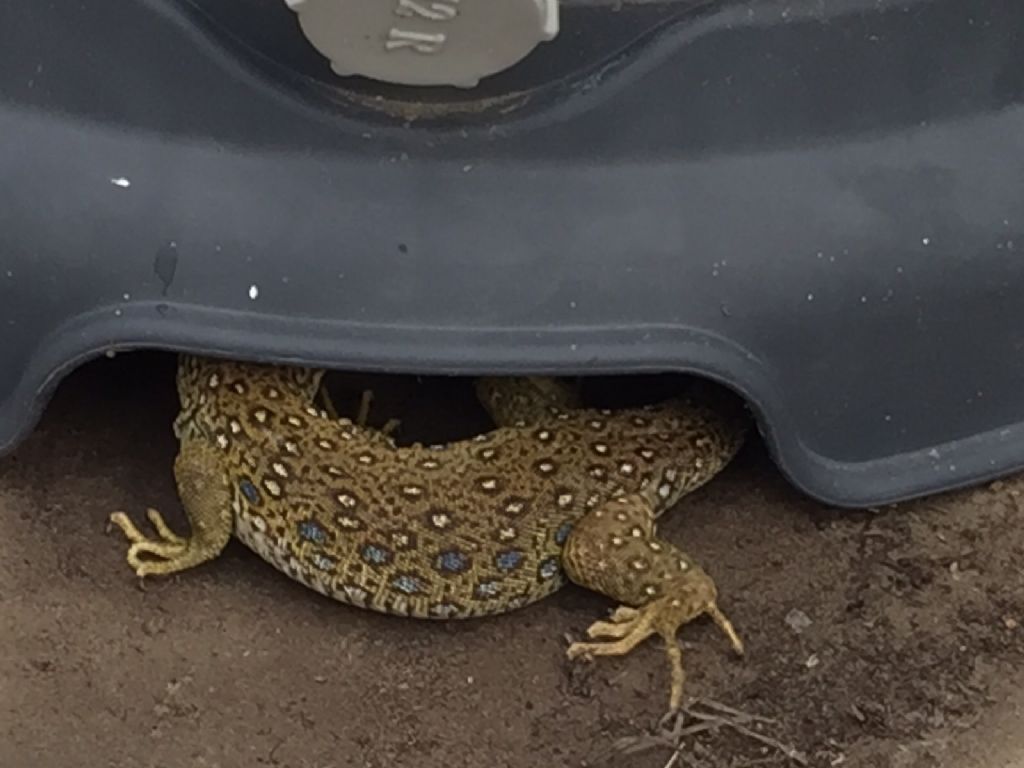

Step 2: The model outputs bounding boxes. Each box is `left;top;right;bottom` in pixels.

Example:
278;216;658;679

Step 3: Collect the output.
111;355;748;709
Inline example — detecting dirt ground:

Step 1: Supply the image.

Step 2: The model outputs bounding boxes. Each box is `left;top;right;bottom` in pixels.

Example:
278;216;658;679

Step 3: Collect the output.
2;354;1024;768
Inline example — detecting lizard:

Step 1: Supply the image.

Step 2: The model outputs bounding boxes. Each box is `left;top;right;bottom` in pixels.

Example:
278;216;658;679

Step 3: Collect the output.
109;354;748;711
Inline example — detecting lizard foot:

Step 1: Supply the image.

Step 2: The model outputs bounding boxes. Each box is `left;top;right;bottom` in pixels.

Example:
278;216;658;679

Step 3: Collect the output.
567;591;743;711
562;494;744;712
110;439;234;581
108;508;193;577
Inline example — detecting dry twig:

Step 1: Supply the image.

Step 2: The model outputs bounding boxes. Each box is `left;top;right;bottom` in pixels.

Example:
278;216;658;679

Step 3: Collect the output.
609;698;808;767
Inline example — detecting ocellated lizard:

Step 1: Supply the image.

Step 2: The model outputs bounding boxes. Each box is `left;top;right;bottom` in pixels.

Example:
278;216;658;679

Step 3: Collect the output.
110;355;748;710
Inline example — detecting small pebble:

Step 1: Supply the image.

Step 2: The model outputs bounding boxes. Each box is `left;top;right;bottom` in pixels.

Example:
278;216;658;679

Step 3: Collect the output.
141;618;163;637
785;608;813;634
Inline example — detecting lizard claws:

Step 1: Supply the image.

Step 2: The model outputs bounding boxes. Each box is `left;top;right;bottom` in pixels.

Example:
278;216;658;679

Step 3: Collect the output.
109;508;190;577
566;594;743;712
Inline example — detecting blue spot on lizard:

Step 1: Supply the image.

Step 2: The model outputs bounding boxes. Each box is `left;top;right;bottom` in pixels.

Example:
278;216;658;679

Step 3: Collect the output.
362;544;392;566
538;557;560;581
239;479;261;505
554;521;574;546
298;520;327;544
435;549;470;574
495;549;524;572
392;574;424;595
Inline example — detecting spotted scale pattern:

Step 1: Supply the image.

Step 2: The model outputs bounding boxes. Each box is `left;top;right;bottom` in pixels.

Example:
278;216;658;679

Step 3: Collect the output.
164;356;747;620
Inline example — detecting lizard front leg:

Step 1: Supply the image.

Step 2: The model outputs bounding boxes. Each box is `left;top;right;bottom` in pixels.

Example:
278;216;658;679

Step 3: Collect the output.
109;438;234;578
562;494;744;711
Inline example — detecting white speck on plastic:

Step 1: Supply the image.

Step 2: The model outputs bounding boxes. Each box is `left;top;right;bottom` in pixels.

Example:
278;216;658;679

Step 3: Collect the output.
922;237;931;246
570;343;578;351
248;285;260;300
105;350;117;359
860;296;868;303
122;293;131;301
113;309;123;317
927;448;941;459
4;270;11;278
462;164;474;173
569;301;577;309
806;293;814;302
884;414;892;422
110;177;131;189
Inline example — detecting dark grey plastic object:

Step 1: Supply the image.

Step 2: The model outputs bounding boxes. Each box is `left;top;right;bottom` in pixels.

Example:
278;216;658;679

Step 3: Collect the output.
1;0;1022;508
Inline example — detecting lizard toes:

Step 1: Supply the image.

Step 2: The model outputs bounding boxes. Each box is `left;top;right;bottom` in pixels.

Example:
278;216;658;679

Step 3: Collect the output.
566;642;595;661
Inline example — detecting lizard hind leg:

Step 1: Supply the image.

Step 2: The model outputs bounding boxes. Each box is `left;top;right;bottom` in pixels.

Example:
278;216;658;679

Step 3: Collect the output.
561;494;744;712
109;438;235;579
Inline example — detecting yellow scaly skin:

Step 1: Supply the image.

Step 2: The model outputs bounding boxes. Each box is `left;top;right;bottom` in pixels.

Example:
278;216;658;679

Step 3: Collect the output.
110;355;748;710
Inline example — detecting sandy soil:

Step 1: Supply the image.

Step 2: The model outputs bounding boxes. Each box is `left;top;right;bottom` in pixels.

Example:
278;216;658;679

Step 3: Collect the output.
2;354;1023;768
